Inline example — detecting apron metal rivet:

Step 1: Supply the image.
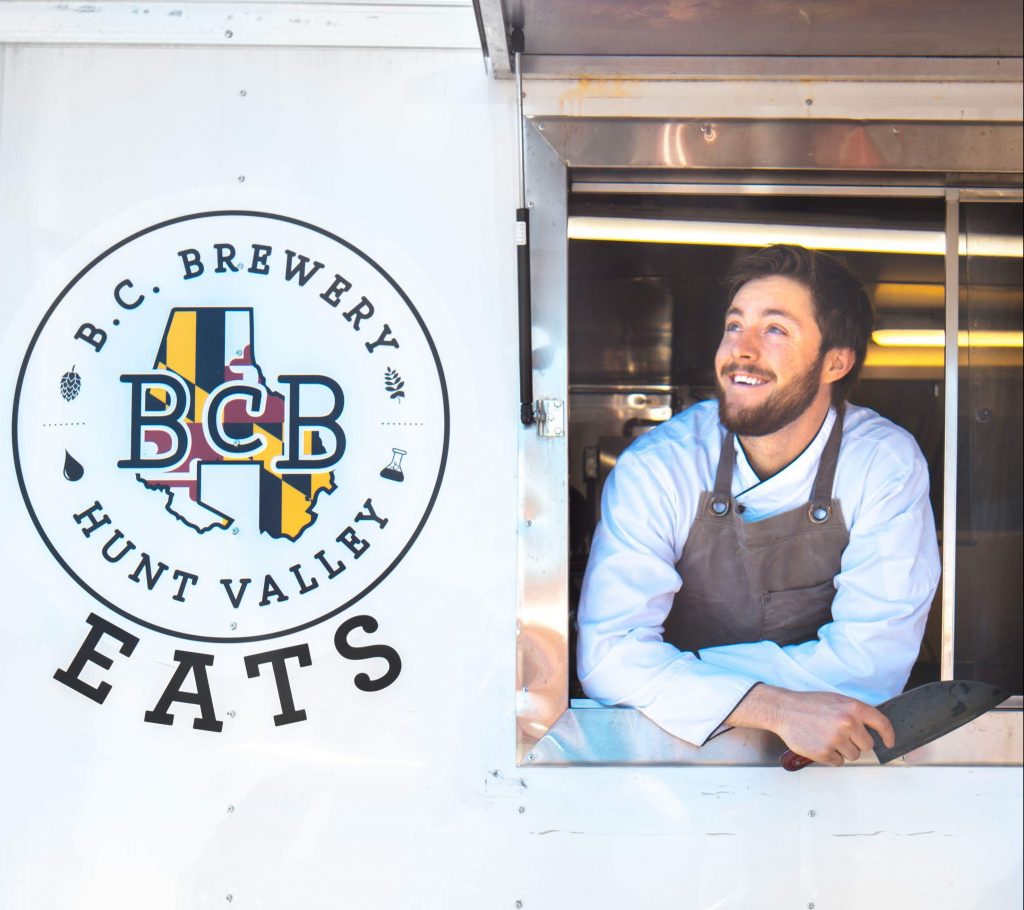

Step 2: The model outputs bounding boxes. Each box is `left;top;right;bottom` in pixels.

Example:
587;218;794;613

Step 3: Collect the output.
711;500;729;516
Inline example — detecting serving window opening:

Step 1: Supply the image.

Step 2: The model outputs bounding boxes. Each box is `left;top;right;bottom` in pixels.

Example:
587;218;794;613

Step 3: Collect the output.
565;187;1023;703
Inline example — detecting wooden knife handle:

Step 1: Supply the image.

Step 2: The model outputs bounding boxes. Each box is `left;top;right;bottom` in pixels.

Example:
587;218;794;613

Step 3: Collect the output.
780;749;815;771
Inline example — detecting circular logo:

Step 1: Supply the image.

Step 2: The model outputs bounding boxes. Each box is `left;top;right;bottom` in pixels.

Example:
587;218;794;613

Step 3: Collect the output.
14;211;449;642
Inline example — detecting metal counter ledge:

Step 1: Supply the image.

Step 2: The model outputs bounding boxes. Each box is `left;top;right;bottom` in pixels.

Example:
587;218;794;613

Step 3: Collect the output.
524;698;1023;767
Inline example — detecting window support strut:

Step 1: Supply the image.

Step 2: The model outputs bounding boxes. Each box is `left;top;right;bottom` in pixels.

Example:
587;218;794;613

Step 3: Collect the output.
512;27;534;425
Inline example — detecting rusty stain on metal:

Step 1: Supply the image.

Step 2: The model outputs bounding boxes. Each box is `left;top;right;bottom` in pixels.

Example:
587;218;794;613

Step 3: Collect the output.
558;78;633;116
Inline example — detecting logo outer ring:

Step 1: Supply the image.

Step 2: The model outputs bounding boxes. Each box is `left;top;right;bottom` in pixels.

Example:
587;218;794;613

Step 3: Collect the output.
12;210;451;644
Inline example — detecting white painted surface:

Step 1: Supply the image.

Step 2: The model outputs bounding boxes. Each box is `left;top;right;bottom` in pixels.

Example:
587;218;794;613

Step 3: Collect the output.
0;1;479;49
0;35;1021;910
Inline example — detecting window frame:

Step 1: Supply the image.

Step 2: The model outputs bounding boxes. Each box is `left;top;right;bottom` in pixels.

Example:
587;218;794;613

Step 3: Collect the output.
515;117;1024;767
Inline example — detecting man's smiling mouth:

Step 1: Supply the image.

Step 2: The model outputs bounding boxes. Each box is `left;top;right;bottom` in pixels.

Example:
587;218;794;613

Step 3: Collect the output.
726;370;773;387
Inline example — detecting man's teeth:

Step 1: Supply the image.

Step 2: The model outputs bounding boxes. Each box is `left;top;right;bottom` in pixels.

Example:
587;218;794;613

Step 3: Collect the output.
732;374;766;386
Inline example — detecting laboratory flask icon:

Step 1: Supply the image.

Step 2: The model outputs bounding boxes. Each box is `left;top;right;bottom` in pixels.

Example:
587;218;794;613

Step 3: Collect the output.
380;448;407;482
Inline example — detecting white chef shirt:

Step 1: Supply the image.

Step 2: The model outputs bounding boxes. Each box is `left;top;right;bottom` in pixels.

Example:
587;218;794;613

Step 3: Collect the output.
577;400;941;747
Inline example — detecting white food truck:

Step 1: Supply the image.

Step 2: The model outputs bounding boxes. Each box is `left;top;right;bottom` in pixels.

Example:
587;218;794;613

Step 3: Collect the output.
1;2;1021;908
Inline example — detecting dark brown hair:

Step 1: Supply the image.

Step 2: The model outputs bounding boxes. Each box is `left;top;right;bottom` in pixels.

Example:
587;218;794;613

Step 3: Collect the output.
724;244;874;402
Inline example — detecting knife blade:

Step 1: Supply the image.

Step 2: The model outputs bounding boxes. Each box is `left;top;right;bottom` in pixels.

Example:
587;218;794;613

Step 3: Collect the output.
780;680;1010;771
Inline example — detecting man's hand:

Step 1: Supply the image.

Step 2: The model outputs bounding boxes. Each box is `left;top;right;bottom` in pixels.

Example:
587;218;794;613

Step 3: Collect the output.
726;683;896;767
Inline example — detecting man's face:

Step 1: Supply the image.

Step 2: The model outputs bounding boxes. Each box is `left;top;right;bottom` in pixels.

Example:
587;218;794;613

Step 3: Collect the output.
714;275;829;438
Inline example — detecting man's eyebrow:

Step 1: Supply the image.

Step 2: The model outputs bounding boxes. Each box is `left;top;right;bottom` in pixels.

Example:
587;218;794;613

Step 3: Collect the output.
724;305;799;321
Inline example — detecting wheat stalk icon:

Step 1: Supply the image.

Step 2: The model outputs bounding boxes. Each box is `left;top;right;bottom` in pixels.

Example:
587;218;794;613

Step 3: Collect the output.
384;367;405;401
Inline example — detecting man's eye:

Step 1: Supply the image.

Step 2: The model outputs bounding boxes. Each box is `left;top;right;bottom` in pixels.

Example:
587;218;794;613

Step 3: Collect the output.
766;325;787;335
725;322;741;332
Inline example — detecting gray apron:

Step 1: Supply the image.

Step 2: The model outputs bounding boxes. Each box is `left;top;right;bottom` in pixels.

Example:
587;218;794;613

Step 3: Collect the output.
663;406;849;653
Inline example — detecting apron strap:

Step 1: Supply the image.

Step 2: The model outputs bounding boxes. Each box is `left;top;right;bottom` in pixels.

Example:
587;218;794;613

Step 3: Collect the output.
712;405;845;521
709;430;737;515
808;403;846;522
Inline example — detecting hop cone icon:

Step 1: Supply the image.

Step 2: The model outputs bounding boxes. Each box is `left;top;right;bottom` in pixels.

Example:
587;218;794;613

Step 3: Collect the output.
60;365;82;402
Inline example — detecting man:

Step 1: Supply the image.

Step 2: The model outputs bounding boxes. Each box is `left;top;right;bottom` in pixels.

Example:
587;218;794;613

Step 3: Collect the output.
577;244;941;767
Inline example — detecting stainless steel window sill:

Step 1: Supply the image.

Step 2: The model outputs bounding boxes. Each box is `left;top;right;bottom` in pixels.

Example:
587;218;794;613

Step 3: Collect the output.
524;700;1024;767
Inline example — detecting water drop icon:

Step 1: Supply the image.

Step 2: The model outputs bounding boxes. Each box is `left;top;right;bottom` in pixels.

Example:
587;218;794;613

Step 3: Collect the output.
63;451;84;482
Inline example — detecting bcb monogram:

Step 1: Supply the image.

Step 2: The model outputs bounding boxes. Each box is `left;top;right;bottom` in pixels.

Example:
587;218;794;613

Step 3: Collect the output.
118;372;345;472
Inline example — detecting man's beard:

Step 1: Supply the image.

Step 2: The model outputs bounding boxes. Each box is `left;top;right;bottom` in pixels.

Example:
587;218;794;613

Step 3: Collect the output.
715;353;826;437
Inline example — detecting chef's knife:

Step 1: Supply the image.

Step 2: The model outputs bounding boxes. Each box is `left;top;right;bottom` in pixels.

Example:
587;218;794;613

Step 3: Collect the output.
780;679;1010;771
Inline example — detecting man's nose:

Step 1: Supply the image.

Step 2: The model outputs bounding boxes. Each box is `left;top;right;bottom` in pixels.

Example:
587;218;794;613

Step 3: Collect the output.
728;329;759;361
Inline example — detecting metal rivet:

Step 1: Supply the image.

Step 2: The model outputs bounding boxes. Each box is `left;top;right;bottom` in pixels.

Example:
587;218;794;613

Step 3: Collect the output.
808;810;816;817
239;89;247;97
525;519;532;526
227;710;236;718
227;805;235;813
518;806;525;814
229;622;238;630
522;686;528;693
237;175;246;183
226;896;233;903
809;904;815;909
527;754;535;762
805;98;813;106
516;902;523;909
711;500;728;516
224;30;233;39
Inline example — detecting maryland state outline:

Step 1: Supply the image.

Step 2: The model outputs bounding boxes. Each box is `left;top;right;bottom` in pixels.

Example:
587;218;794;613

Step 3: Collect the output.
136;307;336;539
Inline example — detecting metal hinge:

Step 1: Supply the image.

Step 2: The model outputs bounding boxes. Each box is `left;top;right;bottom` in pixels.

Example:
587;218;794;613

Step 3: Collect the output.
535;399;565;437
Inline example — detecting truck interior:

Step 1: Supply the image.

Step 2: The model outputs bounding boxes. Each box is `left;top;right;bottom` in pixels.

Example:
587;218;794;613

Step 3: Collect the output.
565;184;1023;699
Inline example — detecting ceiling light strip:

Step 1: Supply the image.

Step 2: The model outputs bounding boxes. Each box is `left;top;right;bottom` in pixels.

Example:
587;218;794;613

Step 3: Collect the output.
872;330;1024;348
568;216;1023;258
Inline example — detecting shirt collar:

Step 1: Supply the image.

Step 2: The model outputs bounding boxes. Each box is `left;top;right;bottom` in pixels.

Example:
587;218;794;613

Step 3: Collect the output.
733;407;838;501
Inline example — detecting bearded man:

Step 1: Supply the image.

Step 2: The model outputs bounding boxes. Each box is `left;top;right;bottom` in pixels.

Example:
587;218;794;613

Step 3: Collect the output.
577;244;941;766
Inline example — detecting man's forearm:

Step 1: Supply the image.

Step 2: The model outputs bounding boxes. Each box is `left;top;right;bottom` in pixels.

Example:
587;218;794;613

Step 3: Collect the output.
725;681;780;731
726;682;896;766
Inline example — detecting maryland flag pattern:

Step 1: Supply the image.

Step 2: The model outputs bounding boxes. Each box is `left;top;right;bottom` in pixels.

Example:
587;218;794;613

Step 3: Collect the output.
139;307;336;539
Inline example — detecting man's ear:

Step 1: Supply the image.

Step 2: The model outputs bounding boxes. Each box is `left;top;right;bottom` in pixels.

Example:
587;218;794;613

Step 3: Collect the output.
822;347;856;386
